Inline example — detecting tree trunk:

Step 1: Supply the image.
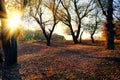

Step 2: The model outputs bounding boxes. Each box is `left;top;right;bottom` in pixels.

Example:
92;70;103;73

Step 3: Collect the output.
11;35;17;64
46;38;50;46
106;0;114;50
2;34;17;67
2;35;11;66
1;19;18;67
106;23;115;49
91;34;95;43
97;0;115;50
0;45;3;64
80;30;84;43
73;36;78;44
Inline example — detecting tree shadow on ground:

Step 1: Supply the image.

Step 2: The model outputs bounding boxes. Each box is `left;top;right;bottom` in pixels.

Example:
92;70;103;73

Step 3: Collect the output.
1;64;21;80
18;41;47;55
33;40;74;48
80;40;105;47
99;57;120;63
45;71;96;80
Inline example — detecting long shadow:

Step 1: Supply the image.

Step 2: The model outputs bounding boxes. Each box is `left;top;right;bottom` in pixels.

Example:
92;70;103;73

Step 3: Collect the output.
59;48;120;63
80;51;120;63
80;40;105;47
99;57;120;62
33;40;74;48
18;41;47;55
1;64;21;80
46;71;96;80
81;53;120;63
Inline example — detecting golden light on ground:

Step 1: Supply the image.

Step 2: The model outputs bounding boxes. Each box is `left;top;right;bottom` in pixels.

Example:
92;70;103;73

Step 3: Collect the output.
7;12;21;33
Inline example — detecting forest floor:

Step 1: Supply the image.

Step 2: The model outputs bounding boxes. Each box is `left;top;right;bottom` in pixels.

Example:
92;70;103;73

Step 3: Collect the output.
0;40;120;80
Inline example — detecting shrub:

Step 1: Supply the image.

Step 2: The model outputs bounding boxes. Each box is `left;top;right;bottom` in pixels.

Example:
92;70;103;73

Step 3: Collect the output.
18;30;65;41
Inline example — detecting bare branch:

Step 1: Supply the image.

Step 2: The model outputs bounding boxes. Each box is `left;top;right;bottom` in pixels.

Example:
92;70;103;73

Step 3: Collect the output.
97;0;107;16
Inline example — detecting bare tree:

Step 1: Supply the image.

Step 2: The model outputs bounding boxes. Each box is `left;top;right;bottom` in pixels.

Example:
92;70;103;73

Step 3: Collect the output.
44;0;61;46
29;0;60;46
59;0;94;44
113;0;120;21
84;10;101;43
97;0;115;50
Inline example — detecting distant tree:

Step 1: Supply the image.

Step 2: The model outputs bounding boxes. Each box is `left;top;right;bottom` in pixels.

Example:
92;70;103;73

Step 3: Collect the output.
84;10;102;43
29;0;60;46
44;0;61;46
97;0;115;50
59;0;94;44
63;27;71;35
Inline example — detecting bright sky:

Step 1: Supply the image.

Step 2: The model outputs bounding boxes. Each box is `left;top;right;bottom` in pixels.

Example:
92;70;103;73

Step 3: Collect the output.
2;0;102;40
20;13;102;40
54;21;98;40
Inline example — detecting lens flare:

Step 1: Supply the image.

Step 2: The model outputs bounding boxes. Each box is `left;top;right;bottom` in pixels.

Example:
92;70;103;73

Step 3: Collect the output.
7;12;21;33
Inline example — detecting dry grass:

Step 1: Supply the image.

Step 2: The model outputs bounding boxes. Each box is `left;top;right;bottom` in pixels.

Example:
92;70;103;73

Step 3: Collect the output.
0;40;120;80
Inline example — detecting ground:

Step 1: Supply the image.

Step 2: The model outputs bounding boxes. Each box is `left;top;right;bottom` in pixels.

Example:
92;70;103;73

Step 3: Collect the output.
0;40;120;80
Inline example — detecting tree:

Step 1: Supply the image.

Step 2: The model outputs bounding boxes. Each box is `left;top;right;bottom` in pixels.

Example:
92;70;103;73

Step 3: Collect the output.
102;21;120;40
44;0;61;46
0;0;15;66
113;0;120;21
0;0;7;65
0;0;27;67
63;27;71;35
84;10;101;43
59;0;94;44
97;0;115;50
29;0;60;46
79;28;84;43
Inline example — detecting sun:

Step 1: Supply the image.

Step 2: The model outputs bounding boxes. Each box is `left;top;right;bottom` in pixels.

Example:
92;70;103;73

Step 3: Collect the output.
7;12;21;33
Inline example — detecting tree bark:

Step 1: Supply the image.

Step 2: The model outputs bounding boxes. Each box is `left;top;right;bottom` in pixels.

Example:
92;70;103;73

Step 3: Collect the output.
73;36;78;44
11;35;17;64
80;30;84;43
91;34;95;43
97;0;115;50
106;22;115;49
106;0;115;50
2;34;17;67
1;19;18;67
2;38;11;66
0;46;3;64
47;38;50;46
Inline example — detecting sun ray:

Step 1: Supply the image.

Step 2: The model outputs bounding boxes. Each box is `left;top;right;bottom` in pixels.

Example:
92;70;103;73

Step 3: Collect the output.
7;11;21;35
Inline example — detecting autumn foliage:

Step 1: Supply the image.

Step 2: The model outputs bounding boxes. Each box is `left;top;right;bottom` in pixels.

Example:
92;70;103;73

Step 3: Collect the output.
102;21;120;40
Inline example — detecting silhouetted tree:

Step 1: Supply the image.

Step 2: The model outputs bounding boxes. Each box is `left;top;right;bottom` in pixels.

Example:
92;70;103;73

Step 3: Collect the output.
29;0;60;46
97;0;115;50
0;0;27;67
59;0;94;44
84;10;101;43
113;0;120;21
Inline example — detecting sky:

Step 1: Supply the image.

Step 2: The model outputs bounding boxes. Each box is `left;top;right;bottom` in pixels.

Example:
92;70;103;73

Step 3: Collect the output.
0;0;103;40
21;18;102;40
